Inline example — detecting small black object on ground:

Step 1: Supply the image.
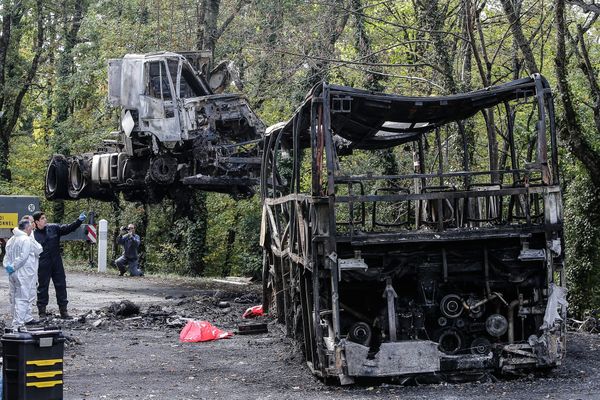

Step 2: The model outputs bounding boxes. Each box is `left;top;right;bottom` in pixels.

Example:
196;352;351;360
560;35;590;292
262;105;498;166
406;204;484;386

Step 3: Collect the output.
237;322;268;335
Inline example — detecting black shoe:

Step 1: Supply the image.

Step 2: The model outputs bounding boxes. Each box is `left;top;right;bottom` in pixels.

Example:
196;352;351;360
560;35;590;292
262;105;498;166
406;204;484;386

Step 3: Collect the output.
59;307;72;319
25;319;41;326
119;270;125;276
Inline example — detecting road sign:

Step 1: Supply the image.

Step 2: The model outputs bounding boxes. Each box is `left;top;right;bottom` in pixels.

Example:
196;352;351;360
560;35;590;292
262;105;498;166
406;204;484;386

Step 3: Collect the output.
0;196;40;237
0;213;18;228
87;224;97;243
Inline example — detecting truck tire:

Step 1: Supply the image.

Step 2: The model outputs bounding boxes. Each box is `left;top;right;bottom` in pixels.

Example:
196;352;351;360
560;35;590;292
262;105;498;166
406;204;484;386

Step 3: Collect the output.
68;157;89;199
45;155;69;200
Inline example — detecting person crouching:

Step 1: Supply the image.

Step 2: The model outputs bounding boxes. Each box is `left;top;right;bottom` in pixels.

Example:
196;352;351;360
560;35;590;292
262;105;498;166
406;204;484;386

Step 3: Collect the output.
3;218;43;329
115;224;143;276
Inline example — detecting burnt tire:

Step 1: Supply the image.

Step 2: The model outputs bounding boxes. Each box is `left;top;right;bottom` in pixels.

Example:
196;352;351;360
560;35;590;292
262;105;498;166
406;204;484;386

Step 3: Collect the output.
68;157;88;199
45;155;69;200
148;156;178;185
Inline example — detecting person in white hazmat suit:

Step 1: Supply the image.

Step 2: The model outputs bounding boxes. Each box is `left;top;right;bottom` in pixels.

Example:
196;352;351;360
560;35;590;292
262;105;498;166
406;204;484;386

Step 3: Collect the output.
3;218;43;329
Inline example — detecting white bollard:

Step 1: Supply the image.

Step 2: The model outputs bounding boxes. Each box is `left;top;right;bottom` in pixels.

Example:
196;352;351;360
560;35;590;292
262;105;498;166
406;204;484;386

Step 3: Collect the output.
97;219;108;273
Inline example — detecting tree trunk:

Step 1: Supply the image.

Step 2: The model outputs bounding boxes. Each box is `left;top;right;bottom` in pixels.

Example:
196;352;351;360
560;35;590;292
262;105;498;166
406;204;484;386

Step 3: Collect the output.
52;0;87;222
186;193;208;276
554;0;600;188
415;0;458;93
0;135;10;182
202;0;219;57
55;0;86;127
351;0;384;91
251;0;282;108
307;0;350;88
196;0;207;50
500;0;539;74
222;208;240;277
0;0;44;184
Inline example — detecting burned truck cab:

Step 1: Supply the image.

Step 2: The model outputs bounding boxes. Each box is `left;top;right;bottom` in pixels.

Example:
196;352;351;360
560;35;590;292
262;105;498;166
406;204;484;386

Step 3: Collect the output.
260;75;566;383
45;52;264;203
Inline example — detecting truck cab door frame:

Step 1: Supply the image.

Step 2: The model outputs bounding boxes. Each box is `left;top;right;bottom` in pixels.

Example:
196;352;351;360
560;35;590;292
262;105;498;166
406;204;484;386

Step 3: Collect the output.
138;59;182;146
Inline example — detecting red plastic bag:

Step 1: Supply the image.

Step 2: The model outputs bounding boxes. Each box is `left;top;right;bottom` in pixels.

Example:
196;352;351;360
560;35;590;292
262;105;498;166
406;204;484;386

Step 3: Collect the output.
242;305;264;319
179;320;233;342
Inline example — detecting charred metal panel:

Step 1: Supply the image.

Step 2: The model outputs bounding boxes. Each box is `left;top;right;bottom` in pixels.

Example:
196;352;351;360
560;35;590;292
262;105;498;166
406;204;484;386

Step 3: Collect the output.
120;56;144;110
344;340;440;377
108;59;122;107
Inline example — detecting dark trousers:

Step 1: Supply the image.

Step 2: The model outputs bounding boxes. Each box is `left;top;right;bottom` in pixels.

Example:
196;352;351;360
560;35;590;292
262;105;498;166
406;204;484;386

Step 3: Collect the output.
37;259;68;308
115;256;143;276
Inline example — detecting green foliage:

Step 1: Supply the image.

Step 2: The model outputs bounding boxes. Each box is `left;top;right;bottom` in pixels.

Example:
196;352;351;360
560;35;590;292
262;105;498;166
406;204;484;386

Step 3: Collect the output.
564;171;600;317
204;194;261;277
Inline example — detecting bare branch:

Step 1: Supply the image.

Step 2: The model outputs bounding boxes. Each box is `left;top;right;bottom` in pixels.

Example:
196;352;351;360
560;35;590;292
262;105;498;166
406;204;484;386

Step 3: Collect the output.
500;0;539;74
246;46;445;74
215;0;248;41
568;0;600;14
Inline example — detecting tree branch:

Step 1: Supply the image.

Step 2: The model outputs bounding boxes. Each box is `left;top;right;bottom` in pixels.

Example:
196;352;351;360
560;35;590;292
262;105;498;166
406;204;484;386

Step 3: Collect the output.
215;0;248;41
500;0;539;74
568;0;600;14
575;24;600;134
554;0;600;188
4;0;45;138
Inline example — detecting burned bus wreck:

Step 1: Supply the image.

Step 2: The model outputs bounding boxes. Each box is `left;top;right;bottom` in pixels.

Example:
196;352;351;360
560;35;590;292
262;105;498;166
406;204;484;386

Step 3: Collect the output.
260;75;566;383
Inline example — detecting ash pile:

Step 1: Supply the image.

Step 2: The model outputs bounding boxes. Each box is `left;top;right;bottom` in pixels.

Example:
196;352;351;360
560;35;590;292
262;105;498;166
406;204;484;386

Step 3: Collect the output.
58;290;264;332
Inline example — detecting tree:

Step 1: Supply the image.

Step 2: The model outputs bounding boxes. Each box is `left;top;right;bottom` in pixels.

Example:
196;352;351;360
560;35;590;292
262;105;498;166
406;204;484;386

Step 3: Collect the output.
554;0;600;188
0;0;45;182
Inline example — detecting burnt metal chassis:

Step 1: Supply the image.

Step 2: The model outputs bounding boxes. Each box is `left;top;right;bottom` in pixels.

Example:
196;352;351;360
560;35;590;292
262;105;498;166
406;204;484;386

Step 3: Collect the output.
260;77;566;382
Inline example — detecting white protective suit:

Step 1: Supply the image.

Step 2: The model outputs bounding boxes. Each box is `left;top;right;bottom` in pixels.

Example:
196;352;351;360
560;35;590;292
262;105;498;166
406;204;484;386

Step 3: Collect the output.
3;228;43;328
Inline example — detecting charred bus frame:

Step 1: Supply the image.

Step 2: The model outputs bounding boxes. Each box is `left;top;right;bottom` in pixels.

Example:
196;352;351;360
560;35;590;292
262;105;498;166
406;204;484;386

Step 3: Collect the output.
260;74;566;383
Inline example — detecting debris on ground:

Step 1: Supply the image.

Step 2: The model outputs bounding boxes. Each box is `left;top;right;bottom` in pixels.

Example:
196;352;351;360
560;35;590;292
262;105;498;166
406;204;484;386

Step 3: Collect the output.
179;320;233;342
242;305;264;318
48;289;269;337
234;293;260;304
237;322;268;335
568;315;600;333
105;300;140;317
6;272;600;398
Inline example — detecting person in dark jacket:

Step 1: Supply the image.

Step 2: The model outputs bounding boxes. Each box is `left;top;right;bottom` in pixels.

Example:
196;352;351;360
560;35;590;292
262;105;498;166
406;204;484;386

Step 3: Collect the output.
115;224;143;277
33;211;86;319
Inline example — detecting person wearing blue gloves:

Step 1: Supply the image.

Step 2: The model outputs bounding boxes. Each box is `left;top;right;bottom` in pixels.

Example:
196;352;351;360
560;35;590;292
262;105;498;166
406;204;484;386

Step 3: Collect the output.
33;210;86;319
3;218;43;329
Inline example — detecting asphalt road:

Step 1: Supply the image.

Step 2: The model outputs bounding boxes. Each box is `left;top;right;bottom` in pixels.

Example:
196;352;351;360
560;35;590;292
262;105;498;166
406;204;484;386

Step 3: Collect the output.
1;270;599;399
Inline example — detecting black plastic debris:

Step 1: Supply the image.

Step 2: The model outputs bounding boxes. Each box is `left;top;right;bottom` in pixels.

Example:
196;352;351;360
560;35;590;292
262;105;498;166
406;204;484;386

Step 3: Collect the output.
105;300;140;317
237;323;268;335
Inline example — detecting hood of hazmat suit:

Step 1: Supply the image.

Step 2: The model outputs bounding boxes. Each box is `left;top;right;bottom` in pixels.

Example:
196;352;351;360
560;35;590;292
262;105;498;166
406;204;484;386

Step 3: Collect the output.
3;228;43;328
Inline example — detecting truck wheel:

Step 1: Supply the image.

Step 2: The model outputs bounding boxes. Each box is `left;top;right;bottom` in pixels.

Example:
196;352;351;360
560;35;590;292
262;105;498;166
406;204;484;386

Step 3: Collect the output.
68;157;88;198
45;155;69;200
148;156;177;185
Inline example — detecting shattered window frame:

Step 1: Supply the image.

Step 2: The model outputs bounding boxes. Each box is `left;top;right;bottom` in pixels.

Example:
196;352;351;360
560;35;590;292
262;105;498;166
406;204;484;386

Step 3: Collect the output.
146;60;173;101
